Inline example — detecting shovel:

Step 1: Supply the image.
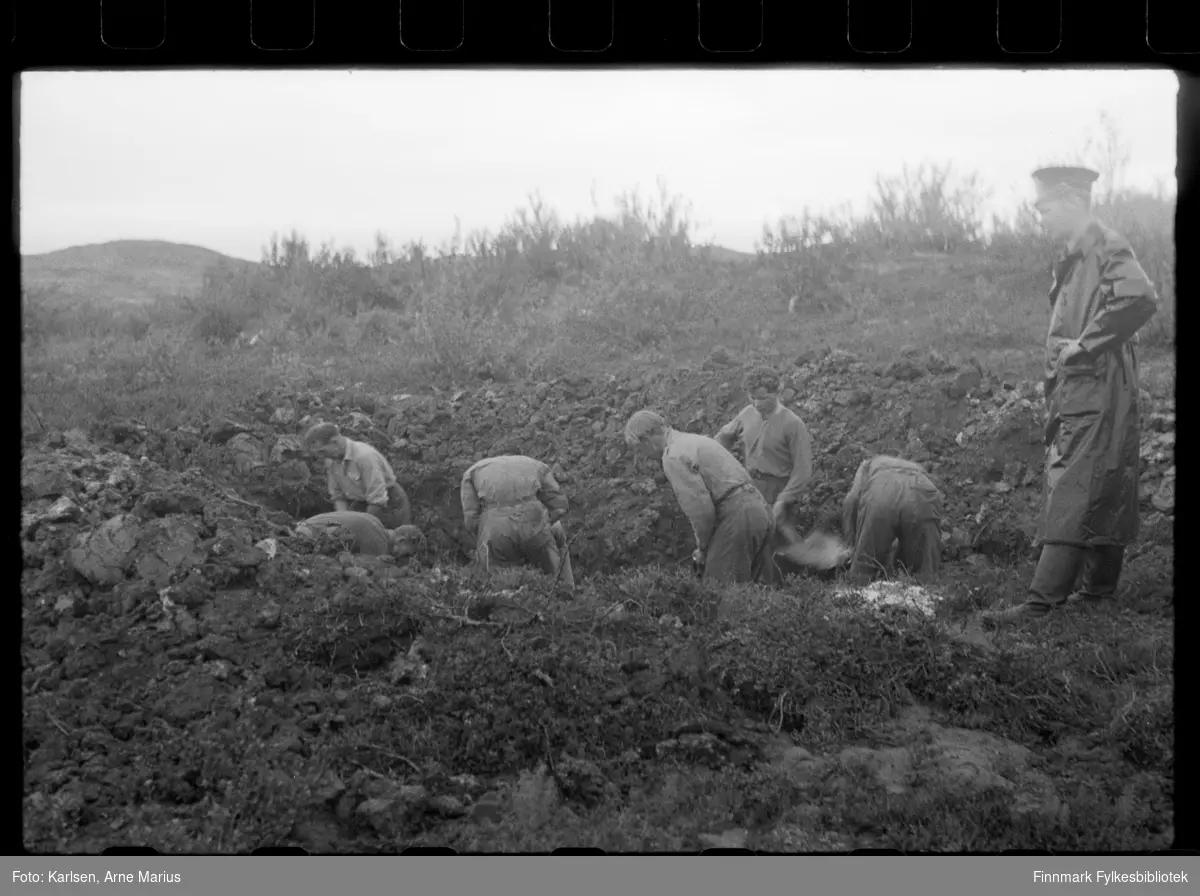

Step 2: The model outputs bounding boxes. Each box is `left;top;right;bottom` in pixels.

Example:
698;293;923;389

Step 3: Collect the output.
774;527;851;571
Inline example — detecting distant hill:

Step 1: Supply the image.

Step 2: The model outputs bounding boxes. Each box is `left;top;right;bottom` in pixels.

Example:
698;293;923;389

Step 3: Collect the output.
20;237;758;307
692;244;757;264
21;240;256;305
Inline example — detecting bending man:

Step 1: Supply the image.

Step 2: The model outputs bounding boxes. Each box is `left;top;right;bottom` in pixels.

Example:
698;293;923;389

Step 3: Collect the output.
296;510;425;559
842;455;944;583
303;422;412;528
460;454;575;592
716;366;814;583
625;409;775;585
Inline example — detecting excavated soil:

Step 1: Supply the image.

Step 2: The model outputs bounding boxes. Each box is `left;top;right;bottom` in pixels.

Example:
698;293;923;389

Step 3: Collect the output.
70;347;1176;570
21;348;1175;853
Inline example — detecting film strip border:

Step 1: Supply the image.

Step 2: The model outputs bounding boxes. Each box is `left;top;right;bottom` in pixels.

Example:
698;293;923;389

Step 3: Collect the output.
5;0;1197;62
82;846;1200;856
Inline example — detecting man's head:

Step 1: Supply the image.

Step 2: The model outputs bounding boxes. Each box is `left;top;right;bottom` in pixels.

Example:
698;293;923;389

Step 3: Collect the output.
302;422;346;459
1032;166;1098;243
624;410;669;459
746;367;782;415
388;524;427;559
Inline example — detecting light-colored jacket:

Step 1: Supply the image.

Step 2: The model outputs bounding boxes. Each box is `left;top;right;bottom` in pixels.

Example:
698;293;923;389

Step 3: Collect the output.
661;429;757;551
460;455;568;534
325;438;399;508
842;455;942;541
297;511;392;556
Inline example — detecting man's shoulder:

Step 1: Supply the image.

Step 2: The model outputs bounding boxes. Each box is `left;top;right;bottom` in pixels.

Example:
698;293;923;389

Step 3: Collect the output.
778;404;808;428
674;429;715;447
496;454;544;474
303;511;339;525
462;457;490;478
666;430;709;457
347;438;385;460
721;405;753;429
873;454;925;475
307;510;374;528
1088;220;1135;259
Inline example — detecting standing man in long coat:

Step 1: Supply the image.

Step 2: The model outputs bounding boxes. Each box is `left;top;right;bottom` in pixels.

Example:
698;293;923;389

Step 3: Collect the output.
983;166;1159;626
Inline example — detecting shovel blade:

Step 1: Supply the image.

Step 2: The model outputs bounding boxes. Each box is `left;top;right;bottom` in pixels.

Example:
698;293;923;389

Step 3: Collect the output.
775;530;850;570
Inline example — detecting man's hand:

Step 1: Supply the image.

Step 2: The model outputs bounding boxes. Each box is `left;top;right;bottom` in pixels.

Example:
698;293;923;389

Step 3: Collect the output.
1055;339;1089;374
692;547;706;567
772;500;788;524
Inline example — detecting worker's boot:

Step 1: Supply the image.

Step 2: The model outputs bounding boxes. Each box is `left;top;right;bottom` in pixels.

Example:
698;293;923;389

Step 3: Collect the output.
1066;545;1124;605
983;544;1079;628
981;600;1054;628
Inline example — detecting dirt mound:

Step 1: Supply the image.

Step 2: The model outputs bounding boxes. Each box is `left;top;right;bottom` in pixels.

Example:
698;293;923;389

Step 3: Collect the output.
21;354;1174;852
21;436;756;849
65;348;1173;578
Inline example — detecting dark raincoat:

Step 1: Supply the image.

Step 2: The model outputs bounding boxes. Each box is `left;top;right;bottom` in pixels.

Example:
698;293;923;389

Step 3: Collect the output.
1037;219;1159;549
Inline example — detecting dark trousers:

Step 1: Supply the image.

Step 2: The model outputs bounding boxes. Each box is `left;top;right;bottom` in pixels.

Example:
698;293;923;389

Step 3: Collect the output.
750;473;792;585
1026;543;1125;608
347;483;411;529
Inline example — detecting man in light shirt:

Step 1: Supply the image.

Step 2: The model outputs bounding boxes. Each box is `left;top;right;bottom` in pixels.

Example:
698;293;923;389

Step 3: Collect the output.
460;454;574;592
625;409;776;585
716;366;814;583
303;422;412;528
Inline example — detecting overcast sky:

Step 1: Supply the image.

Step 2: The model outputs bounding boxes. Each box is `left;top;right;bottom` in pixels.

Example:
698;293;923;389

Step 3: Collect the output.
19;68;1178;261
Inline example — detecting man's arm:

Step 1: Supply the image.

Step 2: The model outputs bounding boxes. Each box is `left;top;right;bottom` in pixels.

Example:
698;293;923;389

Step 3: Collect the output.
776;417;815;509
663;451;716;552
714;408;746;453
460;468;481;536
842;460;870;543
390;484;413;526
1074;238;1159;360
359;453;393;519
326;461;350;512
537;465;569;524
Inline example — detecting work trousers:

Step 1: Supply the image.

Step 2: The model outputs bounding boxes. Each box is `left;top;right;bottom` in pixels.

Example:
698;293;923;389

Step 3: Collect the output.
478;507;575;590
347;483;412;529
750;472;795;584
704;485;776;585
1025;543;1125;609
849;473;943;584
